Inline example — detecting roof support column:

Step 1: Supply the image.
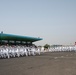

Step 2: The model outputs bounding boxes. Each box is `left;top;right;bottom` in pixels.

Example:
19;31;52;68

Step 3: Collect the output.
30;42;32;45
14;41;16;45
20;41;22;45
8;40;9;45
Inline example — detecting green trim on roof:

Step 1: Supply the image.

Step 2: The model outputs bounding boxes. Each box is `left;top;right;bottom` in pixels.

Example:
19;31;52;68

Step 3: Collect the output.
0;33;42;42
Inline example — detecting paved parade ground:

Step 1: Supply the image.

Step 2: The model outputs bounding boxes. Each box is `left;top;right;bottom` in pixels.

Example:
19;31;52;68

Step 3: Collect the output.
0;52;76;75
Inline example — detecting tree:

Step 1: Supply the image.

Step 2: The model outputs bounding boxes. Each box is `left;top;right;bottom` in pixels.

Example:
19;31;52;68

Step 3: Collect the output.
44;44;50;49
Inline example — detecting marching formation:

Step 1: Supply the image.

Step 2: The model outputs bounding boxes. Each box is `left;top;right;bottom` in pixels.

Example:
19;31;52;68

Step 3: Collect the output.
49;46;76;52
0;45;41;59
0;45;76;59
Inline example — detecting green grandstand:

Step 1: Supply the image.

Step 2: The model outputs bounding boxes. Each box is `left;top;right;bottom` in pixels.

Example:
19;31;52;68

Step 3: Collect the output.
0;33;42;45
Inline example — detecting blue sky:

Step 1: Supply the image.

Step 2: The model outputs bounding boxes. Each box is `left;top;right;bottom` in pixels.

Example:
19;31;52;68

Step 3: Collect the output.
0;0;76;46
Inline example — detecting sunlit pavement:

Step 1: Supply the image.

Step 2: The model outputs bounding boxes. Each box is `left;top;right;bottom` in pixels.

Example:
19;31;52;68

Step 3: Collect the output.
0;52;76;75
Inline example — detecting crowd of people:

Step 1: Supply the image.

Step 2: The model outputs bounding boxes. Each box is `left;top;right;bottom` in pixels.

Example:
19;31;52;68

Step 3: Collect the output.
0;45;41;59
49;45;76;52
1;44;76;59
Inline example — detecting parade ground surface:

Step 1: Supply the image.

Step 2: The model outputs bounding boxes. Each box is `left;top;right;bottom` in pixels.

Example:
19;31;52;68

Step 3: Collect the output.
0;52;76;75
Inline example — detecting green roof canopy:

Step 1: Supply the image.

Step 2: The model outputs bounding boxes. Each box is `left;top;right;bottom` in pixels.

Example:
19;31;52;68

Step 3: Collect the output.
0;33;42;42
